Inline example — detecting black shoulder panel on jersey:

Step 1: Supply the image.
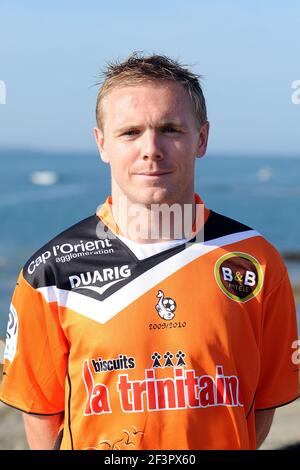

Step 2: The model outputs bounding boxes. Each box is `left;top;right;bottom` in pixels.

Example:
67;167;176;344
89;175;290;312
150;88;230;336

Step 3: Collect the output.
22;213;187;300
22;209;254;302
23;215;104;288
203;211;252;242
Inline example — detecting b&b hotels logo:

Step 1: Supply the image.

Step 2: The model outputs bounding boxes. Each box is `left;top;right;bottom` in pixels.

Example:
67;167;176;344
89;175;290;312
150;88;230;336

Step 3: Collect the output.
215;252;263;302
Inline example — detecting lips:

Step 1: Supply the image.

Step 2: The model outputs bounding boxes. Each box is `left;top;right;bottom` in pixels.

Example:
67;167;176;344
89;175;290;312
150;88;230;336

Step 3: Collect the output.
135;171;173;176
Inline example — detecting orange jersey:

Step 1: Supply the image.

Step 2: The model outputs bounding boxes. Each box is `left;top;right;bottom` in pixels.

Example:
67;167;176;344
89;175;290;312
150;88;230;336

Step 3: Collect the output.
1;195;299;450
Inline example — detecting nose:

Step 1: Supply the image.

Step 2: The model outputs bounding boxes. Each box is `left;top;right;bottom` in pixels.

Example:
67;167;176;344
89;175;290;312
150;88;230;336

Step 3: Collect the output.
141;130;163;161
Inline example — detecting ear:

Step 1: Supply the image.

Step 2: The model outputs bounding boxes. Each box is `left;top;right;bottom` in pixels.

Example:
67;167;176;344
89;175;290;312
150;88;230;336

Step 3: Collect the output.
196;121;210;159
93;127;110;163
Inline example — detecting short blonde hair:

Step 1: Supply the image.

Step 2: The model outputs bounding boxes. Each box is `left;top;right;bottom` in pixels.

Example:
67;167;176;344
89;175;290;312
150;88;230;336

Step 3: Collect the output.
95;52;207;130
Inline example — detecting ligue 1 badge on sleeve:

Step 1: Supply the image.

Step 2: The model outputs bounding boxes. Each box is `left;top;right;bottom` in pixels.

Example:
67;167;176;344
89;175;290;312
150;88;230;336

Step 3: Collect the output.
4;304;19;362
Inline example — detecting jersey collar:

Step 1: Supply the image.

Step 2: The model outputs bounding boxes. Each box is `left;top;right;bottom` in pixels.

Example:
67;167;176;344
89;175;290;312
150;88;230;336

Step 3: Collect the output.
96;194;210;240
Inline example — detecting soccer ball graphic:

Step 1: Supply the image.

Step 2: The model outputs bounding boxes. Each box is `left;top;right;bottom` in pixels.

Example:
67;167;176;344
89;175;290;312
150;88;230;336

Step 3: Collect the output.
156;290;177;320
162;297;177;312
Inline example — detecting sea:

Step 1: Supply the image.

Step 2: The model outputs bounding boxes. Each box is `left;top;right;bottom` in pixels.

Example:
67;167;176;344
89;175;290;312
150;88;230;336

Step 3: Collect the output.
0;148;300;336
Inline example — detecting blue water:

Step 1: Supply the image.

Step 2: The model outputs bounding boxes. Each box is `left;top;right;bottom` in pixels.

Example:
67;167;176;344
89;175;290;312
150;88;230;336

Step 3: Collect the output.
1;149;300;335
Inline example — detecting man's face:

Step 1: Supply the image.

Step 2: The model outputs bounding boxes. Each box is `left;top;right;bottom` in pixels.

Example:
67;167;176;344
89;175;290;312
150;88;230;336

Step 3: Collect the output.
94;81;209;207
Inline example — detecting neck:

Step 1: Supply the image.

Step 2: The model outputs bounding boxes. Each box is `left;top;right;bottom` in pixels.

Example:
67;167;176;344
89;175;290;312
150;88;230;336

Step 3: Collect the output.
111;194;198;244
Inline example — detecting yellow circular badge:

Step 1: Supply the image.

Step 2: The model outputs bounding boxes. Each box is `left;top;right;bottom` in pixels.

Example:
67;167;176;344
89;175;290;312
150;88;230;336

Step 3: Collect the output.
214;252;263;303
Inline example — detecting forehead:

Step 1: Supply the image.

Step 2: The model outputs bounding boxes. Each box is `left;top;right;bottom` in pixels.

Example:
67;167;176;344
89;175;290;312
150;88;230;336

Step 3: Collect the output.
101;81;194;125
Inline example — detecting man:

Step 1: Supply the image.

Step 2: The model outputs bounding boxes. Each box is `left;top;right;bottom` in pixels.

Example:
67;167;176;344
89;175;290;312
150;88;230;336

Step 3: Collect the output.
1;53;299;450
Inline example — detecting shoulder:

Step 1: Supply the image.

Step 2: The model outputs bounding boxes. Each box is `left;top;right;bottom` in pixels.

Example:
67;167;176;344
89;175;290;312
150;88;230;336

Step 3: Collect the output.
22;214;106;288
205;210;287;282
204;210;253;242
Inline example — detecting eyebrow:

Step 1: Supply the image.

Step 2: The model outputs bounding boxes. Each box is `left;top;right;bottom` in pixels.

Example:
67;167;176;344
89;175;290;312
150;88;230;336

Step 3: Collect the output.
115;121;186;133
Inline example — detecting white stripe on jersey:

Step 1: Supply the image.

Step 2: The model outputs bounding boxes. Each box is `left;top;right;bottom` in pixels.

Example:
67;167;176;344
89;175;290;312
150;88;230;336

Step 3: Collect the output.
37;230;260;324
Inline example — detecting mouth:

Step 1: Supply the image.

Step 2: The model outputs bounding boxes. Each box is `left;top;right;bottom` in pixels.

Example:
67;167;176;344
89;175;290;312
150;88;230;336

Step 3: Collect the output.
135;171;173;177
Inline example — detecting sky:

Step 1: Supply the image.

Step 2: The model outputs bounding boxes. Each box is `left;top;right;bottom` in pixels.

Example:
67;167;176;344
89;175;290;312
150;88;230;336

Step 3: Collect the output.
0;0;299;155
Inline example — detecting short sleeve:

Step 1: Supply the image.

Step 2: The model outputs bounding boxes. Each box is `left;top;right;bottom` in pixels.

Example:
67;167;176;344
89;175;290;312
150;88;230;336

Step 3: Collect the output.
255;270;300;410
0;270;69;414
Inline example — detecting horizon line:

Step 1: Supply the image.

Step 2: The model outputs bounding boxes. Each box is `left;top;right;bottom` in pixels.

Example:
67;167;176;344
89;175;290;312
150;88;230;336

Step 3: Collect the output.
0;146;300;159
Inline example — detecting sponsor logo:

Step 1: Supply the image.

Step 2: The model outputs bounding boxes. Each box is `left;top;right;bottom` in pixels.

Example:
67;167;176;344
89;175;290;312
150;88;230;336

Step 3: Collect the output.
83;361;112;415
215;252;263;302
155;290;177;320
27;238;114;274
91;354;136;373
82;350;243;415
69;265;131;295
4;304;18;362
117;365;243;412
151;350;187;368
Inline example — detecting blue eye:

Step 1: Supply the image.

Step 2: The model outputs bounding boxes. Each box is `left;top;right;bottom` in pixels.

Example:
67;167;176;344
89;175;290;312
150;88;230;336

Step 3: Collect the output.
123;129;140;136
162;127;179;133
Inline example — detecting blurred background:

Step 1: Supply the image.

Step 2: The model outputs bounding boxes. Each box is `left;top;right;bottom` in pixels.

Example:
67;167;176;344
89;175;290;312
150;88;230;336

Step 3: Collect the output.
0;0;299;450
